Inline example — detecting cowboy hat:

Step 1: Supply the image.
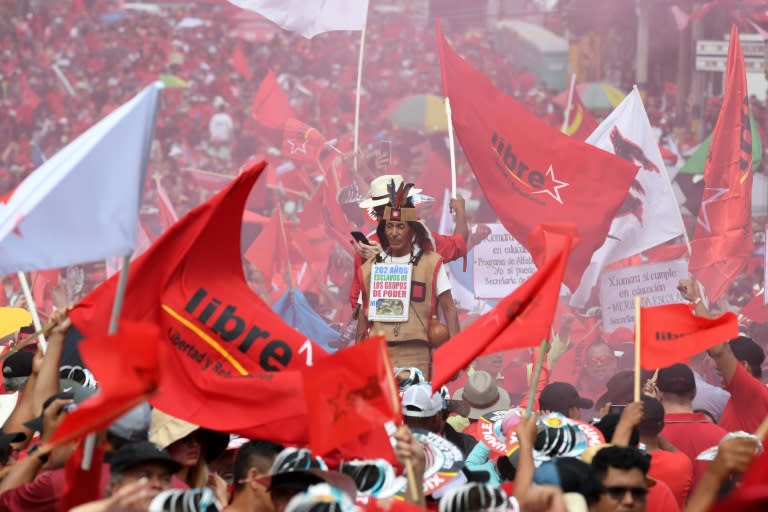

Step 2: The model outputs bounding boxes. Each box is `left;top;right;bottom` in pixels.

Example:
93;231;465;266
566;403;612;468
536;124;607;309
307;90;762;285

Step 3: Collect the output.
358;174;422;209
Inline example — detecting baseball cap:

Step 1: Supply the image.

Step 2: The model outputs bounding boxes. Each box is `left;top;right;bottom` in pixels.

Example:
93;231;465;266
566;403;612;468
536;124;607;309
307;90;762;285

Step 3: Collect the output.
402;383;443;418
109;441;182;475
729;336;765;375
656;364;696;395
23;379;98;434
2;351;33;379
539;382;593;414
639;396;665;436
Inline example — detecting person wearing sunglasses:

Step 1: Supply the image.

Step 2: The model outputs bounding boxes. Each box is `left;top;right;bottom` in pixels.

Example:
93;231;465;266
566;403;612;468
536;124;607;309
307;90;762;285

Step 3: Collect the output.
589;446;649;512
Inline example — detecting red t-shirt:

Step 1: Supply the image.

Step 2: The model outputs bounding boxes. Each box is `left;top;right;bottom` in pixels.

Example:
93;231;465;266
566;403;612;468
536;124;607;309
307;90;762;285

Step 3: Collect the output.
348;232;467;308
648;449;693;508
719;364;768;433
662;412;728;486
646;479;680;512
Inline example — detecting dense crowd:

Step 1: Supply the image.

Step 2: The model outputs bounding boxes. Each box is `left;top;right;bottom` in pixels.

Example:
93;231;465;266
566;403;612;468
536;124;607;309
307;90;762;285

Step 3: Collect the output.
2;0;768;510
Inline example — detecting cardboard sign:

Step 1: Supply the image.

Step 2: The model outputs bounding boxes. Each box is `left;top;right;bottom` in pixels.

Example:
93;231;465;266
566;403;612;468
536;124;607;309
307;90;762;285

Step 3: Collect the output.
599;259;688;333
473;223;536;299
368;263;412;322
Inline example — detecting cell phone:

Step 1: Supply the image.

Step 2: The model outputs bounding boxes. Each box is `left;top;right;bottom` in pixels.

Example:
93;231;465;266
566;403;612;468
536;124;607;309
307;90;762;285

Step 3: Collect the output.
378;140;391;168
350;231;370;245
609;404;626;415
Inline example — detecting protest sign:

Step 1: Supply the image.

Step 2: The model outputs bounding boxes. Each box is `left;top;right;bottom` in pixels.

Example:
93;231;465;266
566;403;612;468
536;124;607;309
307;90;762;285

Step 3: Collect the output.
368;263;412;322
599;259;688;332
473;224;536;299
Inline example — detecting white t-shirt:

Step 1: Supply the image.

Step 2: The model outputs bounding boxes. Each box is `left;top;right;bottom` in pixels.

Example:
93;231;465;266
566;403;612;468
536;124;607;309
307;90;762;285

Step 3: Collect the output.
208;112;234;142
358;246;451;304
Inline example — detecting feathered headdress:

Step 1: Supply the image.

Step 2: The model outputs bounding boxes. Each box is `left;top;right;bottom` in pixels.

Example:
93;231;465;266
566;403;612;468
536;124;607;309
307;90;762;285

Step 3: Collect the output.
382;179;419;222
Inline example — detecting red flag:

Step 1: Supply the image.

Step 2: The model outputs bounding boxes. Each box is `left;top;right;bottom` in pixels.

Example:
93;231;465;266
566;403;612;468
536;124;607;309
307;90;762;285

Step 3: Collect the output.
68;162;326;444
741;291;768;323
303;337;401;456
436;23;638;292
49;322;164;446
639;304;738;369
251;69;296;129
244;212;286;284
281;119;326;162
431;229;572;389
689;25;754;303
230;43;253;80
563;89;598;140
60;439;105;511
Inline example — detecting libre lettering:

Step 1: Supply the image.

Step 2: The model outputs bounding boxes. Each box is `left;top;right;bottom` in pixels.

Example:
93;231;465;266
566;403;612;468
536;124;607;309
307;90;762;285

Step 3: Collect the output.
185;287;292;371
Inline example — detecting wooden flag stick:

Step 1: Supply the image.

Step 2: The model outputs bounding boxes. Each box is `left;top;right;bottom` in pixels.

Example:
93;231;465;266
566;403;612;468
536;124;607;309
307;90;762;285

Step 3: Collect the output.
560;74;576;133
379;339;419;502
0;320;56;363
17;272;47;350
634;296;642;402
525;339;549;417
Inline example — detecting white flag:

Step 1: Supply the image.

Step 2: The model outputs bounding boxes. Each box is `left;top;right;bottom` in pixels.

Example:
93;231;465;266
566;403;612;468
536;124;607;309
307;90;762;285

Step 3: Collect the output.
227;0;369;39
570;89;685;307
0;82;162;276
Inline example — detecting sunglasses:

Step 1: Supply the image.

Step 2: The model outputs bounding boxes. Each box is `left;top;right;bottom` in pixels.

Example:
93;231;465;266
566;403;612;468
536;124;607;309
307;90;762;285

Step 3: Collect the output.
603;486;648;502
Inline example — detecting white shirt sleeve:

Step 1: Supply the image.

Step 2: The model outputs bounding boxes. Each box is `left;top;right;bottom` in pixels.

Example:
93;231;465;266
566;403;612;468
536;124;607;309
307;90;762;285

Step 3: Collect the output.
435;263;452;296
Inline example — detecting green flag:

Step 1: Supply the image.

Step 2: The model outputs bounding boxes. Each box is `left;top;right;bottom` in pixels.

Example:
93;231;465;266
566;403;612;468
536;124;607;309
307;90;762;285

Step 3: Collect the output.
680;114;762;174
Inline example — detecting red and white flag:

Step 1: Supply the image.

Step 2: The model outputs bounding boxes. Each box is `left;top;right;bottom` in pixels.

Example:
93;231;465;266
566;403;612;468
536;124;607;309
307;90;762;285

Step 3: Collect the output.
436;23;639;291
227;0;369;39
571;88;685;307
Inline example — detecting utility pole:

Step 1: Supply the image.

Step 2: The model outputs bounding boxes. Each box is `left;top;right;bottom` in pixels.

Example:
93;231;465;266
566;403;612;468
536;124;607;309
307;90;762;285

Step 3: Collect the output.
635;0;649;89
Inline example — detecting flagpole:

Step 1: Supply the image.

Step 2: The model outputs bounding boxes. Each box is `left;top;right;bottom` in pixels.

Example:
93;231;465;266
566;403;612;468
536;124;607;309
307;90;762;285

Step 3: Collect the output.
276;203;296;290
444;98;458;199
525;339;548;417
634;296;641;402
560;74;576;134
379;338;419;502
352;20;367;171
15;271;47;349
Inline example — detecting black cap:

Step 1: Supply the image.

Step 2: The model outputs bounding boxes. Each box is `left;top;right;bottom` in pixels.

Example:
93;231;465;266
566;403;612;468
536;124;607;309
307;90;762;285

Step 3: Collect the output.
0;431;26;449
639;396;665;436
2;351;33;379
539;382;593;414
23;380;98;434
729;336;765;376
109;441;182;475
656;364;696;395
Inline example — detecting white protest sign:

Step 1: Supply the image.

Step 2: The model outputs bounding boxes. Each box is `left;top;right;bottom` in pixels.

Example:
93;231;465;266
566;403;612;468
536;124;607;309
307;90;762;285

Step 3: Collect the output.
368;263;412;322
472;224;536;299
599;259;688;332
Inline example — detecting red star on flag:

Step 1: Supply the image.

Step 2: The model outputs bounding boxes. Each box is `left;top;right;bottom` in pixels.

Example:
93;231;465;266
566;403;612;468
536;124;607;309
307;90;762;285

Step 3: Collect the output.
531;165;569;205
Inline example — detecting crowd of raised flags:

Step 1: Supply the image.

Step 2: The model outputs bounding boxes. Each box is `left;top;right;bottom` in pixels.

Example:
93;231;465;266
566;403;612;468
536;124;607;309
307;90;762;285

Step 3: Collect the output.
1;0;768;511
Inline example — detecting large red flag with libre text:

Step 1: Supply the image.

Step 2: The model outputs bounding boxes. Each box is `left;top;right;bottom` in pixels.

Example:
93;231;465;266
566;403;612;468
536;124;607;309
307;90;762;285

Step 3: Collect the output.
431;227;573;389
639;304;738;369
689;25;754;303
437;22;639;291
67;162;326;444
251;69;296;129
303;337;401;457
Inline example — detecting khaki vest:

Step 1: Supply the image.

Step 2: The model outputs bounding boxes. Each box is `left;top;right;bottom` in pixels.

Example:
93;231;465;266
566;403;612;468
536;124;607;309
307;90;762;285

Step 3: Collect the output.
360;251;442;374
